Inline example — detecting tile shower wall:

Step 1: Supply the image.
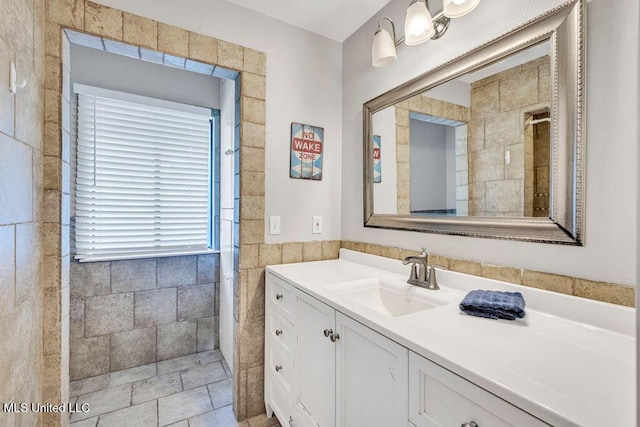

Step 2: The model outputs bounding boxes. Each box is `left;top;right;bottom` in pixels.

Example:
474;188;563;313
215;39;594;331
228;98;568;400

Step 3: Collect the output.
0;0;45;425
69;254;220;381
468;56;550;216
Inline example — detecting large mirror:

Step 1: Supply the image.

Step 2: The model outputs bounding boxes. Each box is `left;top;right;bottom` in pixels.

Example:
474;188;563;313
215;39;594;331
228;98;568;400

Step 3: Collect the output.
364;0;584;245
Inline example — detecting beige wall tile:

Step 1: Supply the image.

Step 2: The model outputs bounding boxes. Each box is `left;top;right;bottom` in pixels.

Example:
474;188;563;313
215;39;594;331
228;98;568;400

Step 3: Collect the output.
396;144;410;163
240;171;265;196
395;126;410;145
380;245;401;260
365;243;382;256
188;32;217;64
499;66;538;112
240;196;264;221
281;242;303;264
246;364;265;417
43;156;61;190
340;240;356;251
481;264;522;284
302;241;322;262
407;95;421;111
42;223;60;257
449;258;482;276
240;146;265;172
44;89;60;124
259;244;282;267
242;97;266;125
485;180;521;214
395;107;409;125
217;40;243;70
484;112;520;148
44;23;61;62
242;122;265;148
46;0;84;28
522;270;574;295
84;1;123;40
157;23;189;57
44;122;60;157
239;244;258;269
123;13;157;50
243;48;266;76
322;240;340;260
238;314;264;367
246;268;265;320
44;55;60;92
428;254;450;269
574;280;635;307
240;221;264;245
242;73;266;101
470;80;499;118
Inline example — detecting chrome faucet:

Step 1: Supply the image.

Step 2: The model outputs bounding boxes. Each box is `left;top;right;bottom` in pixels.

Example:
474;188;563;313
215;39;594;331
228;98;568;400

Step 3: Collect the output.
402;248;439;290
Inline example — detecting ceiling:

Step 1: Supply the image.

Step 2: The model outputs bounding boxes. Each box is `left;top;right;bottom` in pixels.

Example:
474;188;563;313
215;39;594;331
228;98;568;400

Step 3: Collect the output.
225;0;392;42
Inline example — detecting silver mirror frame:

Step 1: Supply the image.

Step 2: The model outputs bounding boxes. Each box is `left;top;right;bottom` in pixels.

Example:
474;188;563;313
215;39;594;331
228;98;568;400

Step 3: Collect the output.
363;0;585;245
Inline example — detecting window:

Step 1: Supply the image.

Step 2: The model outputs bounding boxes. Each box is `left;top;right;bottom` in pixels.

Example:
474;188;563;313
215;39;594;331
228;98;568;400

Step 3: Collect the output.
74;85;218;262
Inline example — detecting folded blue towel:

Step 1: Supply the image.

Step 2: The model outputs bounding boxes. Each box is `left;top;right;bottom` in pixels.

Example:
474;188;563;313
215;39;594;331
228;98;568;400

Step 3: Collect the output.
459;290;526;320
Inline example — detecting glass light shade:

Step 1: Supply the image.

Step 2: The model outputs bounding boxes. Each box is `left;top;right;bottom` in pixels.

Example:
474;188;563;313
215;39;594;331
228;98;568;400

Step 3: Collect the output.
371;28;397;67
404;1;435;46
443;0;480;18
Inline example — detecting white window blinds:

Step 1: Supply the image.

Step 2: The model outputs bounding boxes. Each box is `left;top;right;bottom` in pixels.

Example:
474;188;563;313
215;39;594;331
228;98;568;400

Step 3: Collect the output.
74;85;213;262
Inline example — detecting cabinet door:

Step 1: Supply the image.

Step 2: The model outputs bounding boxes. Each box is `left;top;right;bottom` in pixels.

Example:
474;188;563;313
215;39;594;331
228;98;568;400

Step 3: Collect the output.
409;352;549;427
294;291;336;427
335;312;409;427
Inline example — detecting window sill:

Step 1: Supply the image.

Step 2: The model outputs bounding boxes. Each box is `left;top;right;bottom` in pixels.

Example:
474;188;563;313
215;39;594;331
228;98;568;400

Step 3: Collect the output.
75;248;220;263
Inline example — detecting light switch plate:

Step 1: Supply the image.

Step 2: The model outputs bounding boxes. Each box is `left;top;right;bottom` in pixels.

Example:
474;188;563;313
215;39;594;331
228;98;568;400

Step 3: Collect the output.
269;216;281;235
312;216;322;234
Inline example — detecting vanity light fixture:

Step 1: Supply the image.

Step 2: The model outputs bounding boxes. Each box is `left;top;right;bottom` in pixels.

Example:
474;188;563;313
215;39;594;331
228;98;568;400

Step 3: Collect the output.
372;0;480;67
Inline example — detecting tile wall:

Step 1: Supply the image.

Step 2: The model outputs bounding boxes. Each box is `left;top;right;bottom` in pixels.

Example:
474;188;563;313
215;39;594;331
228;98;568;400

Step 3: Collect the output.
69;254;220;381
341;241;636;307
0;0;45;425
468;55;550;216
395;96;470;214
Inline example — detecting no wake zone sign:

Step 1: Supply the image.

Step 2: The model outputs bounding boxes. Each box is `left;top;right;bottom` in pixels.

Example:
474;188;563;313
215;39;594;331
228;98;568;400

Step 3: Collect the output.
290;122;324;181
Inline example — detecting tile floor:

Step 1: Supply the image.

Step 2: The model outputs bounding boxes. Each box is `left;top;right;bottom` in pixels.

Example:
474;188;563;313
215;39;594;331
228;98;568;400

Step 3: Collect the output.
68;350;280;427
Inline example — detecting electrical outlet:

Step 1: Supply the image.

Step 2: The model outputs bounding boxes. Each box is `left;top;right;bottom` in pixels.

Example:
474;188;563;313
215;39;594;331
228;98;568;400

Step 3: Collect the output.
269;216;281;235
312;216;322;234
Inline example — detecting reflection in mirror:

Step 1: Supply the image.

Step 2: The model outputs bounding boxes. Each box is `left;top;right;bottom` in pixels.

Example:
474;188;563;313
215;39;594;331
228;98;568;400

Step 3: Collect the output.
372;41;551;218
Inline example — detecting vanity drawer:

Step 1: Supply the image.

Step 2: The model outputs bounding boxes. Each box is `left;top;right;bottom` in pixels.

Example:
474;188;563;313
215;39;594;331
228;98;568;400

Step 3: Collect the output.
267;343;293;394
409;353;549;427
267;273;296;323
267;309;295;361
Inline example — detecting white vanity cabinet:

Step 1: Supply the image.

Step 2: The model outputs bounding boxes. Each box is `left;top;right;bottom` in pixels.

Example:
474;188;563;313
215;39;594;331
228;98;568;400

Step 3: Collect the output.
408;353;549;427
265;272;409;427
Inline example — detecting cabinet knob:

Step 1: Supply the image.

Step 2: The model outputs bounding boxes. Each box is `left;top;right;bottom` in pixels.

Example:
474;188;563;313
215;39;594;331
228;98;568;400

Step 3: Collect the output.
275;329;283;336
275;365;282;373
323;328;333;337
461;422;478;427
330;333;340;342
275;293;284;300
289;416;294;426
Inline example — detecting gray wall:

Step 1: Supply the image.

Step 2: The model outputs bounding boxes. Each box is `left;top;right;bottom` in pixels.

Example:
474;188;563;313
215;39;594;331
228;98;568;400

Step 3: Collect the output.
410;120;448;211
71;44;221;109
70;254;220;380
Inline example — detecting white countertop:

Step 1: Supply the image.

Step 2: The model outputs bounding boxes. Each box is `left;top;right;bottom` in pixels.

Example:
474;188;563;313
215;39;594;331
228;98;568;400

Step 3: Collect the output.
266;249;636;427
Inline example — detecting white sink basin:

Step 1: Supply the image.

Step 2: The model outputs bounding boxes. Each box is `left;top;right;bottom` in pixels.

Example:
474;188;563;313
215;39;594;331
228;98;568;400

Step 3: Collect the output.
327;278;451;317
